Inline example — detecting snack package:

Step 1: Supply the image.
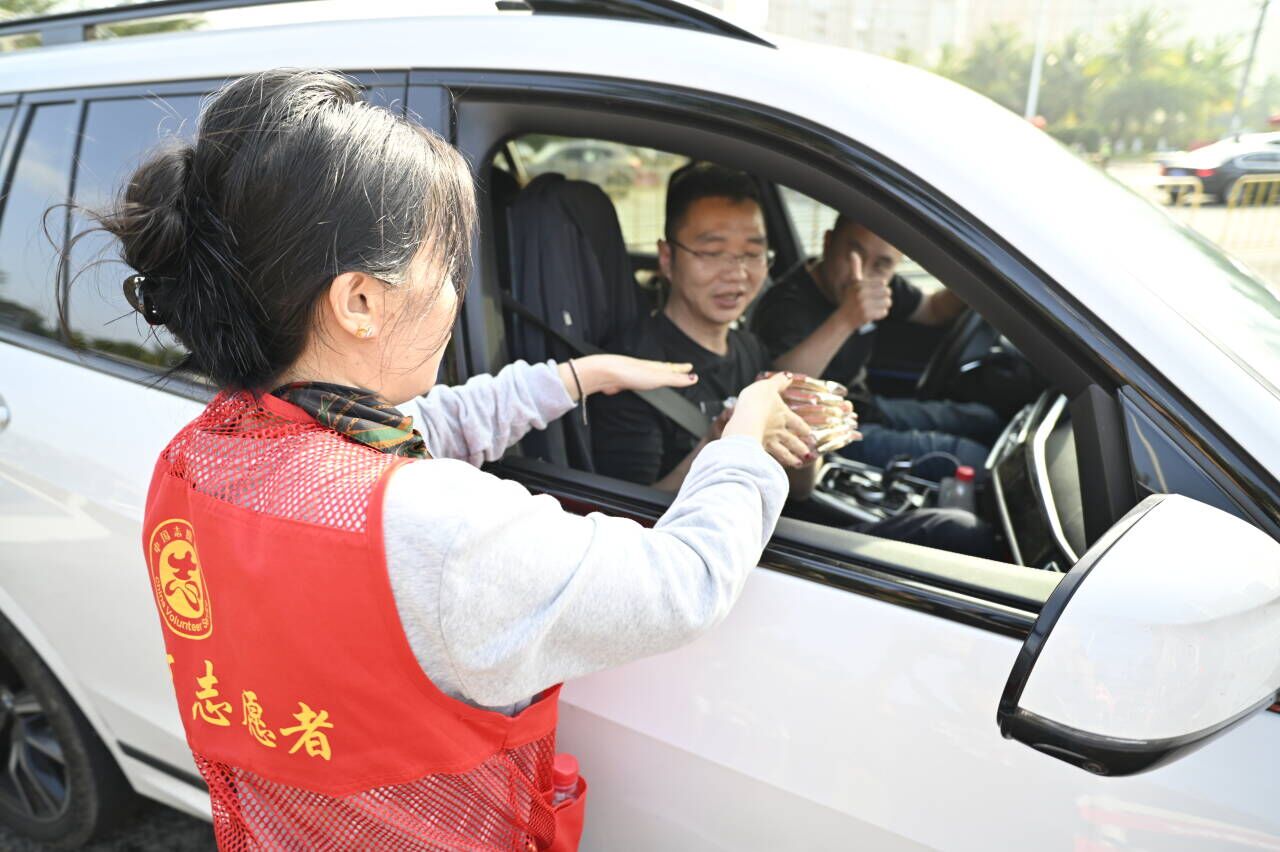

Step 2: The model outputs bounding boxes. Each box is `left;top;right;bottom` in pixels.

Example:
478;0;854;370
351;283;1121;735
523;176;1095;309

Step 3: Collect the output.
756;371;861;454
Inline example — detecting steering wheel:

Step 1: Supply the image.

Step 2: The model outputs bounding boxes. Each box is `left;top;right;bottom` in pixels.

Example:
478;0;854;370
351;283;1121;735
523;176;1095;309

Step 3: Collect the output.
914;309;1000;399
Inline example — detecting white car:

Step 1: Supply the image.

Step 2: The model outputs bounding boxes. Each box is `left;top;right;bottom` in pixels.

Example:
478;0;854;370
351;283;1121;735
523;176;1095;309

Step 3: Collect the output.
1;2;1279;850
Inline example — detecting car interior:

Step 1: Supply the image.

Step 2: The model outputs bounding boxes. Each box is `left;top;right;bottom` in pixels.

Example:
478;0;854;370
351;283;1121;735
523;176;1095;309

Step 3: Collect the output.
449;98;1113;580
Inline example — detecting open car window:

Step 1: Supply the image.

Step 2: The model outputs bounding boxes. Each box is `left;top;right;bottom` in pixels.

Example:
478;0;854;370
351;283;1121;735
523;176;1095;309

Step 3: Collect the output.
486;133;1088;574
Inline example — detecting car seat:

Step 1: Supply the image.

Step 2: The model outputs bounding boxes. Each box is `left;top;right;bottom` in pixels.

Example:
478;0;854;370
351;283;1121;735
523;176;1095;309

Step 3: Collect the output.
502;172;645;471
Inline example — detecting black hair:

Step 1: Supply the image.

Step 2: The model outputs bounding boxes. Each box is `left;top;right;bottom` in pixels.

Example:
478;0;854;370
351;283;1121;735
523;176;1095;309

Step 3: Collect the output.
831;212;861;236
663;162;761;243
59;68;476;391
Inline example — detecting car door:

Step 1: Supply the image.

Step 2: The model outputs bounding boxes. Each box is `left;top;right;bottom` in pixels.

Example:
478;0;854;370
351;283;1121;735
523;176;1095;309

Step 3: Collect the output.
1240;151;1280;176
415;74;1280;851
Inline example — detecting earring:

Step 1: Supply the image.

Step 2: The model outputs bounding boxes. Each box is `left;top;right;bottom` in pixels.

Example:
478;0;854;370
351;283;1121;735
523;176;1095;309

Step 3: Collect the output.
356;325;374;339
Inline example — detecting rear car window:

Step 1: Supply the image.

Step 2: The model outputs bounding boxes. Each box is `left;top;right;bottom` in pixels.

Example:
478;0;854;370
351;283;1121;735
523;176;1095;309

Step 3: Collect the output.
67;95;201;368
0;103;79;339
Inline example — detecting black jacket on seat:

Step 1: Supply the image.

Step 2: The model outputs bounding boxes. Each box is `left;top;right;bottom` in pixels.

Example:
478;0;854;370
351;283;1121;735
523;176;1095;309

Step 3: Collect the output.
505;173;645;470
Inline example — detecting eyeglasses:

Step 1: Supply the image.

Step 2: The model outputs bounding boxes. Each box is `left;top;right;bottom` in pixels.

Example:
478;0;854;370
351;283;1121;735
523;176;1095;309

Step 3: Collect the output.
671;240;775;273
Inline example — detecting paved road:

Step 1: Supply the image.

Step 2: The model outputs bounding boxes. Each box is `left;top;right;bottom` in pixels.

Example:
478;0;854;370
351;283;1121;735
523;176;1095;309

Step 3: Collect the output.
1107;161;1280;285
0;800;214;851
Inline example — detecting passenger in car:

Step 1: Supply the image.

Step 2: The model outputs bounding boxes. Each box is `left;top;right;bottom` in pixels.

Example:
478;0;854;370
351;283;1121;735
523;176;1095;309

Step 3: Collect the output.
591;164;994;557
752;215;1003;481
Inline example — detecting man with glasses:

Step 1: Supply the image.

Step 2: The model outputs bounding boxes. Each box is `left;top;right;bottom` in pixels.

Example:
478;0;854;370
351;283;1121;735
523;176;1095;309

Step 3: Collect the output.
591;163;781;491
591;163;993;557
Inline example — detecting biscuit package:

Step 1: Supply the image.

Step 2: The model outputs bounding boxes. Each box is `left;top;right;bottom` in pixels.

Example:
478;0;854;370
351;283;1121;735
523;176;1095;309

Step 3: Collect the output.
757;372;861;454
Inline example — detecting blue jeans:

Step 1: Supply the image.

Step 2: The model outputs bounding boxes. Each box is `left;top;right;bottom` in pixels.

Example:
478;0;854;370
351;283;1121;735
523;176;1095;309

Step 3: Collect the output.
842;397;1003;481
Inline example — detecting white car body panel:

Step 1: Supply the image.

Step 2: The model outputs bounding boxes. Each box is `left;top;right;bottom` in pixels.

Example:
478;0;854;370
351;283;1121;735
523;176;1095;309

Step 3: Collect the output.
0;345;204;787
1;10;1278;849
560;569;1280;850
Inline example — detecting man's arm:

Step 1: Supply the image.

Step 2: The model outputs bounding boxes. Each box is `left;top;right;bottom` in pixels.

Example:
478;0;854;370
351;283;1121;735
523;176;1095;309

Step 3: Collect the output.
785;457;822;500
653;409;732;491
657;409;819;499
653;438;709;492
771;254;889;379
771;309;862;379
909;287;967;327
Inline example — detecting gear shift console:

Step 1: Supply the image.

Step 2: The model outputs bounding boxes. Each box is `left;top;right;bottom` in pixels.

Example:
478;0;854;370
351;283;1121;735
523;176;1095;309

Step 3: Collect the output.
812;456;937;523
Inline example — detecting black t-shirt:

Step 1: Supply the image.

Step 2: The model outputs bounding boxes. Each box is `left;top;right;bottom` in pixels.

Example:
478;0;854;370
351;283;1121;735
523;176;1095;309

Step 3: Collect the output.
751;263;922;417
590;311;771;484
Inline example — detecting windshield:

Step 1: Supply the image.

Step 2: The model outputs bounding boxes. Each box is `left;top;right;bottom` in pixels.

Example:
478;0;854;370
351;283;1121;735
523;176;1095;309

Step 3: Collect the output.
1085;169;1280;399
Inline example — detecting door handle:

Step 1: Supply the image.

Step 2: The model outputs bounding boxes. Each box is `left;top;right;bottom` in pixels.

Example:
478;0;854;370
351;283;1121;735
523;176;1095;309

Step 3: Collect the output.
0;394;9;432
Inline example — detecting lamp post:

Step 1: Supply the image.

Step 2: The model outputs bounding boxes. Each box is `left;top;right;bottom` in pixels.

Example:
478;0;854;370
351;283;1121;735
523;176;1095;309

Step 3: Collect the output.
1229;0;1272;136
1024;0;1051;120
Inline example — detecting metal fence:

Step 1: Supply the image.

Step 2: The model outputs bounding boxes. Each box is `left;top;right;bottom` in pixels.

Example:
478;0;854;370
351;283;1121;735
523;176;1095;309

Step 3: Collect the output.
1141;170;1280;286
1221;175;1280;252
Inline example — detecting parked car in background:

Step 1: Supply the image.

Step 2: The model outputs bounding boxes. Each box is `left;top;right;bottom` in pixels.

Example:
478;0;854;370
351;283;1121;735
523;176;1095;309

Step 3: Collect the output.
1;2;1279;850
1159;132;1280;203
522;138;643;195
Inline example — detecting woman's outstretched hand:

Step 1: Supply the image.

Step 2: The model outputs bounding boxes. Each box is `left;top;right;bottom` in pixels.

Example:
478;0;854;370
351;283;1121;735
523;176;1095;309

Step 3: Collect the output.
558;355;697;400
723;372;814;468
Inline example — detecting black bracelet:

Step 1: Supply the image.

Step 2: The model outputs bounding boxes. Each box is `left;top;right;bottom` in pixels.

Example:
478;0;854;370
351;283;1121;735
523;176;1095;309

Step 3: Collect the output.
567;359;588;425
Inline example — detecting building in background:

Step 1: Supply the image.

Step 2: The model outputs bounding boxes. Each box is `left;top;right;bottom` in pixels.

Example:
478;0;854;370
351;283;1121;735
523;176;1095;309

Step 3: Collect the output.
709;0;1278;79
761;0;965;60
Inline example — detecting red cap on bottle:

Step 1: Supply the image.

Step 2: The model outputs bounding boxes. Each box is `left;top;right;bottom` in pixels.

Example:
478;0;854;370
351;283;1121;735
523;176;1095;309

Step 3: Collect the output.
955;465;976;482
553;753;579;788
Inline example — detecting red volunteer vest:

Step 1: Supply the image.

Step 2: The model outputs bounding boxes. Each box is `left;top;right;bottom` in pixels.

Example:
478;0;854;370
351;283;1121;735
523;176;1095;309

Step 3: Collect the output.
142;391;586;851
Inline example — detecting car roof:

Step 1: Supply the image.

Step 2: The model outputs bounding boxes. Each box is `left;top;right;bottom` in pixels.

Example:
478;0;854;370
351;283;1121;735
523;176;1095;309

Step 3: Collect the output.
1234;131;1280;146
1177;136;1280;159
4;11;1278;470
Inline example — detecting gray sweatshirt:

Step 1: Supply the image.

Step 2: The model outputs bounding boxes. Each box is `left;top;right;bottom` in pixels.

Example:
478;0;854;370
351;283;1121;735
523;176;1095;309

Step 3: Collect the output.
385;360;788;715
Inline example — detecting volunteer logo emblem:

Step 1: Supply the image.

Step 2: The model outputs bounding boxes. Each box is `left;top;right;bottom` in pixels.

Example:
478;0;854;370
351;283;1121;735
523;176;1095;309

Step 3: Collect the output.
148;519;212;639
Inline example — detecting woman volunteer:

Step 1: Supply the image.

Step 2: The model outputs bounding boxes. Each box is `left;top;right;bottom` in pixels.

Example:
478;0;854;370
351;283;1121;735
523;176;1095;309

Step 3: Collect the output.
61;70;811;850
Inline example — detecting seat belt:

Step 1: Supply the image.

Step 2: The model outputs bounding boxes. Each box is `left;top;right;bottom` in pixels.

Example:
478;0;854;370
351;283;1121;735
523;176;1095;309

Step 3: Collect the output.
501;292;711;439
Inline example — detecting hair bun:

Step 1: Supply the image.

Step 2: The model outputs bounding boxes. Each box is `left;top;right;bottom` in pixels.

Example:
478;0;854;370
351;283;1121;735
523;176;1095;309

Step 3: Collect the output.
113;142;194;281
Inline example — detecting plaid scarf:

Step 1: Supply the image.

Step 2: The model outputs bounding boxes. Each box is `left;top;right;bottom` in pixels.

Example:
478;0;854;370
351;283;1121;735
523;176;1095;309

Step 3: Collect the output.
271;382;430;459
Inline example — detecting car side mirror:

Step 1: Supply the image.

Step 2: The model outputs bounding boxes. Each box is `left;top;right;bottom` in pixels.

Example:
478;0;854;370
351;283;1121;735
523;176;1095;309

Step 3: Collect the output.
998;494;1280;776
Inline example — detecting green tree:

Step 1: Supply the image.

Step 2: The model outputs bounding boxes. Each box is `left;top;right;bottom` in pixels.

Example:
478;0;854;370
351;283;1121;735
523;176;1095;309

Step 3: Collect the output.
1243;73;1280;130
933;42;964;81
936;24;1032;114
1;0;199;51
1038;31;1094;126
1167;36;1238;144
0;0;56;49
882;5;1250;151
892;45;920;66
1091;10;1179;143
0;0;55;15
